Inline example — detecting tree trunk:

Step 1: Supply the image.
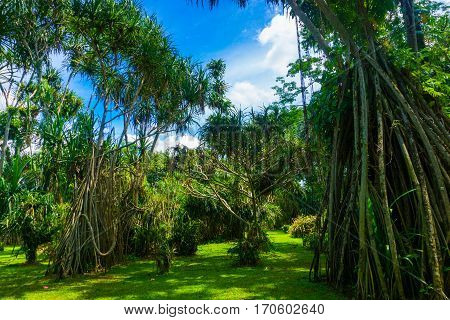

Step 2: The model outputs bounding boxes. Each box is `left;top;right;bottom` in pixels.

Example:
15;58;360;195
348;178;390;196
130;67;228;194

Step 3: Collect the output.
0;113;12;175
295;16;310;170
287;0;332;56
400;0;425;51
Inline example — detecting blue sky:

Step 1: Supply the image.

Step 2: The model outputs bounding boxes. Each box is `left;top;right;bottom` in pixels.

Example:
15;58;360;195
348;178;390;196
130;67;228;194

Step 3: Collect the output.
143;1;278;60
61;0;299;107
139;1;301;150
4;1;449;150
141;0;299;107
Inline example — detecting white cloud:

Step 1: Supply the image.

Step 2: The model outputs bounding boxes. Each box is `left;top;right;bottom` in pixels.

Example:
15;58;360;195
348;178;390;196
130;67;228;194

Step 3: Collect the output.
124;132;200;152
258;14;298;74
0;66;35;110
178;134;200;149
223;13;298;108
21;136;41;155
0;92;14;111
155;133;200;152
126;133;137;143
228;81;274;107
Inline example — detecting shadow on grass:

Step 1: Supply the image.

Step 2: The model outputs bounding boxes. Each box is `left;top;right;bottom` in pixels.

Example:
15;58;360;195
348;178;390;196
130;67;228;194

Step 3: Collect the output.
0;231;343;300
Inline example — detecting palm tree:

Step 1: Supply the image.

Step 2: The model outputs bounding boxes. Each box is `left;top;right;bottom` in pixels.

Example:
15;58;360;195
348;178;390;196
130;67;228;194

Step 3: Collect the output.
0;0;66;174
51;0;145;276
51;0;217;276
188;105;302;265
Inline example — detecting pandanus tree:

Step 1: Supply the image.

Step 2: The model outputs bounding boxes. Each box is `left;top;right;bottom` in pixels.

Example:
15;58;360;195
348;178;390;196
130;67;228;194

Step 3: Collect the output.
203;0;449;299
51;0;169;276
0;0;67;174
0;0;74;263
51;0;216;276
187;104;304;265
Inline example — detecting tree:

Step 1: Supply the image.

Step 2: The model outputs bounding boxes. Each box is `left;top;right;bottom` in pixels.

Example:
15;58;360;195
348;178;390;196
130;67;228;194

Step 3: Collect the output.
0;0;67;174
50;0;217;276
187;105;304;265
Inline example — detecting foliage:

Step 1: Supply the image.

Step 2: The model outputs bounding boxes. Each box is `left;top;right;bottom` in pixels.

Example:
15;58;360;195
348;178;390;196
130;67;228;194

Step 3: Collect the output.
0;0;448;301
184;195;245;242
3;191;64;263
172;216;201;256
188;103;304;264
144;176;183;273
288;215;316;239
302;233;319;250
228;225;271;266
151;222;174;275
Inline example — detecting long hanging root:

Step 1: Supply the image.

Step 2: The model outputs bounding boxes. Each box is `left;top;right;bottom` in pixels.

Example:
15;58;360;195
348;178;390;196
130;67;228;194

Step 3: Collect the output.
50;148;126;277
312;51;449;299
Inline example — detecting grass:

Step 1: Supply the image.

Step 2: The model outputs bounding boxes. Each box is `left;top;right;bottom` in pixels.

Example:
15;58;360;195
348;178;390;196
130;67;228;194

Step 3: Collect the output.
0;231;344;300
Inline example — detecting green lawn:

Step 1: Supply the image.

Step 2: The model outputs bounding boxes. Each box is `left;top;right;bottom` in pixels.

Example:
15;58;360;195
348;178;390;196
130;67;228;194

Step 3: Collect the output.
0;231;344;300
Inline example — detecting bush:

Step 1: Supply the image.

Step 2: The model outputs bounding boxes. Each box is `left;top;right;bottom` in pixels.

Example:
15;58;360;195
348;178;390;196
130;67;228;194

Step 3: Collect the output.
8;192;62;263
302;232;329;252
172;218;201;256
288;215;316;238
151;223;174;274
137;176;183;273
228;226;271;266
302;233;318;250
154;243;174;275
131;224;153;257
185;195;245;242
0;241;4;251
281;225;290;233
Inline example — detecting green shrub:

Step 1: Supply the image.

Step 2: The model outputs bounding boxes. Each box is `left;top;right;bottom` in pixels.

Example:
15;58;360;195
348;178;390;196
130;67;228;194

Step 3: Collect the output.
151;223;174;274
6;192;62;263
302;232;329;252
0;241;4;251
172;218;201;256
228;226;270;266
136;176;183;273
288;215;316;238
131;224;153;257
154;243;174;275
302;233;318;250
185;195;245;242
281;225;290;233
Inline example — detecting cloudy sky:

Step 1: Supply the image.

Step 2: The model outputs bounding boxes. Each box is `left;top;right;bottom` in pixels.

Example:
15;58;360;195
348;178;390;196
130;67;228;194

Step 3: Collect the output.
144;0;296;107
62;1;296;107
134;1;298;150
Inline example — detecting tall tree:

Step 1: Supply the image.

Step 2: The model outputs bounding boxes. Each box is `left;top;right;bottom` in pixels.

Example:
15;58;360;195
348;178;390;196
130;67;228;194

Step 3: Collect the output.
0;0;67;174
51;0;217;276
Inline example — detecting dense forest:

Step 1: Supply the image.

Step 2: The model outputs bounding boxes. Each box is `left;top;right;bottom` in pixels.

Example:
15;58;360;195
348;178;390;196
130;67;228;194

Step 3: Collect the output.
0;0;448;300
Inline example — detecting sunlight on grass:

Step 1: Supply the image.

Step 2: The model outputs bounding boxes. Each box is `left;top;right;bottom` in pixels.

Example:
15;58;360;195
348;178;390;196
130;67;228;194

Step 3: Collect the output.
0;231;344;300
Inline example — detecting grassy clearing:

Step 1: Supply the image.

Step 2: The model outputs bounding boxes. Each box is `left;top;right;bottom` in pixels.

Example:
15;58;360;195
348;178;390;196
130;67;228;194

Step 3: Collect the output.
0;231;344;300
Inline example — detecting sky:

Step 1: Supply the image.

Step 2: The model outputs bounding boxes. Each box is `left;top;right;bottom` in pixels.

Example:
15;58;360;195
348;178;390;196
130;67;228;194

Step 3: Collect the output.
63;0;298;107
141;0;298;107
22;0;450;151
53;0;300;151
143;1;299;150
